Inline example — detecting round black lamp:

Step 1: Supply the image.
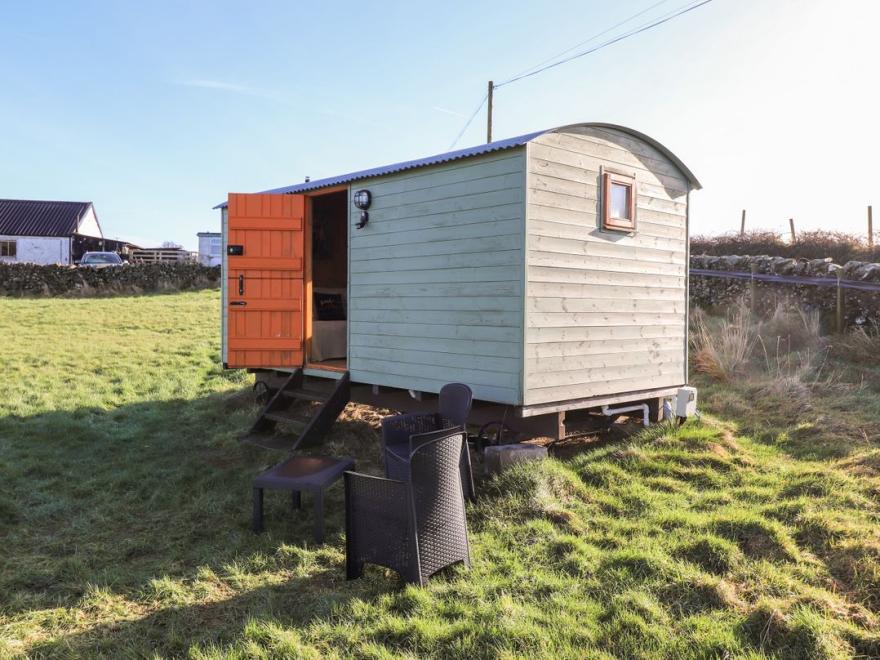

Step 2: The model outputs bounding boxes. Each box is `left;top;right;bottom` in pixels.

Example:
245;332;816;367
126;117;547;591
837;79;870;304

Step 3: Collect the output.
354;189;371;229
353;189;372;210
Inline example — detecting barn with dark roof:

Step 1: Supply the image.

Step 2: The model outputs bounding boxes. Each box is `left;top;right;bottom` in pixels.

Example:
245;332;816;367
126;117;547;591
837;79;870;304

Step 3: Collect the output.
0;199;111;265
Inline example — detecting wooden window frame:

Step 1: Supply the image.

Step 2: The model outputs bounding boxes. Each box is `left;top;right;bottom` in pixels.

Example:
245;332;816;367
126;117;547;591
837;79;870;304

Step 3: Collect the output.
0;240;16;258
601;170;637;232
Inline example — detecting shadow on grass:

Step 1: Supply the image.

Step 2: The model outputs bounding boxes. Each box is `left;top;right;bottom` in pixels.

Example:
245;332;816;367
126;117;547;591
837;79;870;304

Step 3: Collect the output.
27;564;387;656
0;389;393;653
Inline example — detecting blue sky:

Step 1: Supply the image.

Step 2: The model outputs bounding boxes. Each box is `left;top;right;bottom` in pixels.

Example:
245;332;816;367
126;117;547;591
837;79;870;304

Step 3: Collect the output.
1;0;877;249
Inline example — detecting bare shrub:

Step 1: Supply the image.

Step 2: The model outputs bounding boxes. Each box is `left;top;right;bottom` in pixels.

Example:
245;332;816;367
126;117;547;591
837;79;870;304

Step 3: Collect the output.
691;231;784;258
691;229;880;263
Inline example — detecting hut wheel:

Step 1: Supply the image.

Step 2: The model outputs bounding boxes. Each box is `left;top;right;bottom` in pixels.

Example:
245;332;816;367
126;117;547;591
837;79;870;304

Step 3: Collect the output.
253;381;272;406
478;420;516;447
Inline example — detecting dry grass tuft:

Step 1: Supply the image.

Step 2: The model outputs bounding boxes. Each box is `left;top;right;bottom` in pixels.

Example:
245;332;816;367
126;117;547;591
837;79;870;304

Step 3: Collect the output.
691;302;757;381
760;304;822;353
692;301;834;395
831;325;880;365
755;305;830;392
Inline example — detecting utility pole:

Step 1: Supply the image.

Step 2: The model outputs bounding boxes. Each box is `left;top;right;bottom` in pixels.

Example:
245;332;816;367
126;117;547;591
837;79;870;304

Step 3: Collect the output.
869;205;874;249
740;209;746;236
487;80;494;143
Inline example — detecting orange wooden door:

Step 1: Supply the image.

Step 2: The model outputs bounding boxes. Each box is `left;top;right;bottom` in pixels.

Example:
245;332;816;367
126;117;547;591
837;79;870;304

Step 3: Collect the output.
226;193;305;368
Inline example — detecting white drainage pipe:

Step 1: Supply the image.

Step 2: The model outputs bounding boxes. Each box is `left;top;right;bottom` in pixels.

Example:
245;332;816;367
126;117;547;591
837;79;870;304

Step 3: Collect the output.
602;403;650;427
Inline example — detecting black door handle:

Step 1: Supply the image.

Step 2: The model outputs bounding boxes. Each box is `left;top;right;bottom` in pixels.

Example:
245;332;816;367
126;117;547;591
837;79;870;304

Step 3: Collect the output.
238;275;244;295
230;301;247;306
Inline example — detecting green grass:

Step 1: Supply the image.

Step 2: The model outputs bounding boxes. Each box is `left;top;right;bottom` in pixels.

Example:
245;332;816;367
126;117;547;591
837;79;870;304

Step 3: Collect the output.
2;291;880;658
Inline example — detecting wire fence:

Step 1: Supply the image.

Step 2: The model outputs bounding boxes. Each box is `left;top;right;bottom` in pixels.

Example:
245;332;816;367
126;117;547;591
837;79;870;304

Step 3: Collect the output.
689;269;880;293
690;267;880;332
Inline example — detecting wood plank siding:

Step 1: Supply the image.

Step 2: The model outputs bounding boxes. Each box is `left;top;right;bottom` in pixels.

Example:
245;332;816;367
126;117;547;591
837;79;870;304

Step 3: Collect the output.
348;150;526;404
523;126;689;406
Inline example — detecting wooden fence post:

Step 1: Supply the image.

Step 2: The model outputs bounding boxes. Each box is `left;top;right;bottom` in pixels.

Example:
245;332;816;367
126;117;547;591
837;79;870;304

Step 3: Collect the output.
836;272;845;333
869;205;874;249
789;218;796;242
740;209;746;236
750;263;758;312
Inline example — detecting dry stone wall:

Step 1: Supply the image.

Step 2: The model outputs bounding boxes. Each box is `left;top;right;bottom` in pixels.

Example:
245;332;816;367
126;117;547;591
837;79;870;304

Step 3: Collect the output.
0;262;221;297
690;254;880;329
1;256;876;331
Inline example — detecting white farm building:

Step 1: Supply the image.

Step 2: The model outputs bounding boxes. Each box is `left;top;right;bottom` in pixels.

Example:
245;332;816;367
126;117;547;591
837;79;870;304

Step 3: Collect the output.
197;231;222;266
0;199;113;265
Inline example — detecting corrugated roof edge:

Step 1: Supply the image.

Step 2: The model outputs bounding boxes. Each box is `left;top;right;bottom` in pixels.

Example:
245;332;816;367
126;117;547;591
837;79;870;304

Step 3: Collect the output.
213;122;700;209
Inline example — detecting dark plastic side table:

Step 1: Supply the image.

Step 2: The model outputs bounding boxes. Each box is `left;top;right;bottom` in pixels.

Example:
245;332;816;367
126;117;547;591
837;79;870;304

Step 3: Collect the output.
252;455;355;543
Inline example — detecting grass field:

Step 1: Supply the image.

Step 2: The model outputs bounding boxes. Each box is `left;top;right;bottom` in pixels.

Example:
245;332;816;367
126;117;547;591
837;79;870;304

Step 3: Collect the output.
2;290;880;658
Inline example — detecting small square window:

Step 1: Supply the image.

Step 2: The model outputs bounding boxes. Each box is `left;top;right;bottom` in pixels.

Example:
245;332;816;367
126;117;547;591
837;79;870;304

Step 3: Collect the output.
0;240;16;257
610;182;631;220
602;171;636;232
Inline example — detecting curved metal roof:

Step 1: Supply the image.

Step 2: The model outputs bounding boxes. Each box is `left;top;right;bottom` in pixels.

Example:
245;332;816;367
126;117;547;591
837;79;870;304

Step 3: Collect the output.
214;123;699;209
562;122;702;189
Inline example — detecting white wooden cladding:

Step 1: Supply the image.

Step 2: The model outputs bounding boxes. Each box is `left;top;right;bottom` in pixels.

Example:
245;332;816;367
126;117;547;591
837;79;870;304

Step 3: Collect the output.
523;126;689;405
344;125;690;409
348;151;526;404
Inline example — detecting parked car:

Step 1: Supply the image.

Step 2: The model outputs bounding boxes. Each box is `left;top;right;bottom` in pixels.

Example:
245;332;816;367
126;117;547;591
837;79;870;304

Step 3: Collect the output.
78;252;125;268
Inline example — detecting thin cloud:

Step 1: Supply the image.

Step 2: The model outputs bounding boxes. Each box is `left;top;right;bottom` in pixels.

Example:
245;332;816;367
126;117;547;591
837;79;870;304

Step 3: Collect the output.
175;79;389;129
432;106;467;118
176;79;281;100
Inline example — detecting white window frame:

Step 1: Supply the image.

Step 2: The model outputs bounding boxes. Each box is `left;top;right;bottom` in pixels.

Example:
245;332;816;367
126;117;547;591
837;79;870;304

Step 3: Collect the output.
0;239;17;258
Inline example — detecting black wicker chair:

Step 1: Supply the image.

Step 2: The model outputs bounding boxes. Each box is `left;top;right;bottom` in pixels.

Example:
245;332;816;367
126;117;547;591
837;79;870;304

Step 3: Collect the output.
344;428;471;586
381;383;475;501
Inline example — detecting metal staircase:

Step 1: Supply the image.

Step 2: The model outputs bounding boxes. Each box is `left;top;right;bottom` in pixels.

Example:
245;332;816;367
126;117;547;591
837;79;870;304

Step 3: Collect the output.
242;369;351;452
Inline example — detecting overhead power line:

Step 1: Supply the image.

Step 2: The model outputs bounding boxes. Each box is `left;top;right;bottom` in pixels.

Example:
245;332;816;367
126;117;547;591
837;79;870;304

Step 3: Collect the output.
496;0;716;88
447;0;717;148
505;0;674;82
447;93;488;150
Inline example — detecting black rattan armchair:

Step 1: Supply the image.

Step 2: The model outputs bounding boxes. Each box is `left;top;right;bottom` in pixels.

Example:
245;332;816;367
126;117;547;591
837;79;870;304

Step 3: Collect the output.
344;428;471;586
381;383;475;501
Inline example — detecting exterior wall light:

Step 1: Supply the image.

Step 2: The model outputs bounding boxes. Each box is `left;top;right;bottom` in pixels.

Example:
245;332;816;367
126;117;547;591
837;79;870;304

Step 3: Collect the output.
353;189;372;210
354;189;371;229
